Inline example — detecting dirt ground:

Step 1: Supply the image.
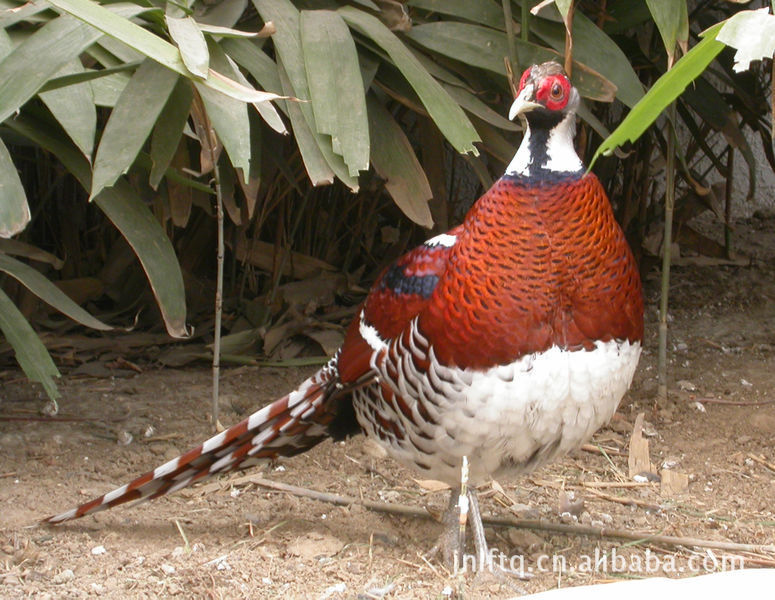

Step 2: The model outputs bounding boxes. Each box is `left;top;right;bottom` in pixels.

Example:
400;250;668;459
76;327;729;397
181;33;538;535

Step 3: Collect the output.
2;214;775;599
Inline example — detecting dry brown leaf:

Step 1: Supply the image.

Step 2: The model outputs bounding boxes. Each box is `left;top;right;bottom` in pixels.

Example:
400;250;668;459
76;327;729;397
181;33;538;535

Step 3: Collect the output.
232;235;336;280
304;328;344;357
413;479;450;492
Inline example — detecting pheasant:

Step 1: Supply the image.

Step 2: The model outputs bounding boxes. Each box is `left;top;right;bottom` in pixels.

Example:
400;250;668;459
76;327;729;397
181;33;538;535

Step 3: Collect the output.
45;62;643;570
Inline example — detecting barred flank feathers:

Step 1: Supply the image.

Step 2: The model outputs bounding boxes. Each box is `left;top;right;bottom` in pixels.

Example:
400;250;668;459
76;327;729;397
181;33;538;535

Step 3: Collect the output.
45;362;340;524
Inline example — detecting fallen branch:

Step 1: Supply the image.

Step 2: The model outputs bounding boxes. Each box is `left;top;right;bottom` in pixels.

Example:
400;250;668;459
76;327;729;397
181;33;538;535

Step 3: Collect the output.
245;476;775;556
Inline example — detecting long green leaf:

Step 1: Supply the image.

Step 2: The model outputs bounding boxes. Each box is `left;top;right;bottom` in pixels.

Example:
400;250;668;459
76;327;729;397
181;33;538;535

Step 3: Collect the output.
214;40;287;134
196;40;252;178
39;61;141;93
404;22;616;102
339;6;481;156
0;253;113;331
94;182;189;338
46;0;285;109
38;60;97;160
301;10;369;177
221;37;283;96
0;288;60;401
367;95;433;228
646;0;689;61
589;23;725;169
0;4;147;124
0;137;30;238
197;0;247;29
276;58;335;186
91;71;132;107
166;15;210;79
150;78;194;189
221;38;289;133
7;113;189;338
442;83;518;132
408;0;505;30
255;0;358;189
91;58;179;198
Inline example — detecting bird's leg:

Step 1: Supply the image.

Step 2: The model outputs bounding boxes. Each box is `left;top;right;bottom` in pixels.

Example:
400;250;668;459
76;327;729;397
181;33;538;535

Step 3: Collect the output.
457;455;470;562
427;456;471;572
426;485;463;571
467;489;493;573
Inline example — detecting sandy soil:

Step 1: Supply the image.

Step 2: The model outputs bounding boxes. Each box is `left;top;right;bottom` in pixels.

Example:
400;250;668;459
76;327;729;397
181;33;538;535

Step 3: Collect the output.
1;214;775;599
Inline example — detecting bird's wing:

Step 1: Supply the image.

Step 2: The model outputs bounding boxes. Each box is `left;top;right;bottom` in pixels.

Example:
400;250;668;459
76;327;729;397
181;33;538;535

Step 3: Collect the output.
337;227;463;383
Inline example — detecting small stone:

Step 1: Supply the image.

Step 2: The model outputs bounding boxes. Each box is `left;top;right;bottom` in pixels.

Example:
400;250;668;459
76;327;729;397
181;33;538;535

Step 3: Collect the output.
116;431;133;446
634;471;660;483
53;569;75;584
559;490;584;517
90;582;105;595
160;563;176;575
661;456;681;470
91;545;106;556
321;583;346;598
378;490;400;503
692;401;706;413
510;502;539;519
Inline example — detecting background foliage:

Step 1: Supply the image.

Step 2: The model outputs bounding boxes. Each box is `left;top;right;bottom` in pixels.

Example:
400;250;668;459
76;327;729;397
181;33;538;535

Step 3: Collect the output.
0;0;773;404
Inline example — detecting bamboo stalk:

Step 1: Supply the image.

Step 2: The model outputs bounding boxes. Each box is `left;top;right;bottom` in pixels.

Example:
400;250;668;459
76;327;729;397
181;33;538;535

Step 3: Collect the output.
724;146;734;258
658;101;677;407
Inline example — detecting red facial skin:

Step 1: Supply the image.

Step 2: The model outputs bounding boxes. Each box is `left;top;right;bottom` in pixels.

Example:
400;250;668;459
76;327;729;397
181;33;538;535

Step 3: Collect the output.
518;67;572;112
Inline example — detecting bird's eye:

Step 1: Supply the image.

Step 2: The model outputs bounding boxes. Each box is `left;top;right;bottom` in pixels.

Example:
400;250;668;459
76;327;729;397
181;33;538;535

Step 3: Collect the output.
550;82;564;100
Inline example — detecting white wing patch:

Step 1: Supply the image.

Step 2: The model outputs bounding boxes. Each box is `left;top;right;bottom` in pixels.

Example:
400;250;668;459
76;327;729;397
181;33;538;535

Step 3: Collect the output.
359;309;388;352
424;233;457;248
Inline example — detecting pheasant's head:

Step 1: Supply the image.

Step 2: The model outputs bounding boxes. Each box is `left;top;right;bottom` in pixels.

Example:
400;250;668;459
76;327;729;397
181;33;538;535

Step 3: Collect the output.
507;62;583;178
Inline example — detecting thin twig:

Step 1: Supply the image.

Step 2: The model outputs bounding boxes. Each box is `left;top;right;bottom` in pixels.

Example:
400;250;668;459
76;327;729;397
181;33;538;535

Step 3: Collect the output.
697;398;775;407
747;453;775;473
582;487;661;512
580;443;627;458
580;481;653;489
658;99;678;407
246;476;775;555
173;519;190;553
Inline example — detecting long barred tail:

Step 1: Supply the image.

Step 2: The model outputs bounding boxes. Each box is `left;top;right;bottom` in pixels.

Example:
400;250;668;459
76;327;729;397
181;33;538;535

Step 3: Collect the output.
45;359;352;524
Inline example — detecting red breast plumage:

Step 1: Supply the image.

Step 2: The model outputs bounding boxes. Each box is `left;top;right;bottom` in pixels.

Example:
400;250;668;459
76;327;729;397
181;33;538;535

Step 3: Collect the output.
45;62;644;533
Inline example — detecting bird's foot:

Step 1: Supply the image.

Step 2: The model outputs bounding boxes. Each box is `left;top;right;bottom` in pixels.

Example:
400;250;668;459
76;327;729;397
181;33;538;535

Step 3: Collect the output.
426;487;527;593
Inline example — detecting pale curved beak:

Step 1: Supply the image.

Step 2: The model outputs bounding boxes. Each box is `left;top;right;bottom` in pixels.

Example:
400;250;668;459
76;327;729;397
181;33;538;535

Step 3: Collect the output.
508;84;541;121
